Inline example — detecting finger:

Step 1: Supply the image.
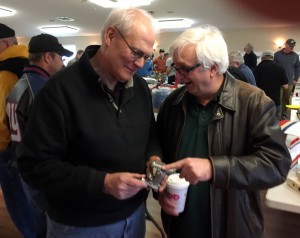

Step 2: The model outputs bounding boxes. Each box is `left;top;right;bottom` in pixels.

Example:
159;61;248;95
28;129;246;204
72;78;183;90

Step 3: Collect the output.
129;175;148;188
162;160;184;171
131;173;146;179
158;180;167;193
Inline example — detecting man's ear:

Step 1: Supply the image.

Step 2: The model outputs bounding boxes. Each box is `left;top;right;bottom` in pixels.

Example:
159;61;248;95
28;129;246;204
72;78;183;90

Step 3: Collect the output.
43;52;52;64
104;26;116;46
209;64;218;77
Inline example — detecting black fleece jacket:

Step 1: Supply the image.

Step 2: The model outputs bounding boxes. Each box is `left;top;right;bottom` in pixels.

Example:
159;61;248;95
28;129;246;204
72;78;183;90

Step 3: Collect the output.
17;45;160;226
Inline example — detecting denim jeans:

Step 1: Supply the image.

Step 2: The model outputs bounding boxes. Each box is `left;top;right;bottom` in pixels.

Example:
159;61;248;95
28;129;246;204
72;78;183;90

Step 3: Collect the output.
21;178;47;238
0;150;35;238
46;202;146;238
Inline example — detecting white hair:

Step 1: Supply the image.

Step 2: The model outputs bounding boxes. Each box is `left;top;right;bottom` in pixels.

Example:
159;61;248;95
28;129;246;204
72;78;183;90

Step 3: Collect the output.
228;50;244;64
101;8;157;39
170;25;229;74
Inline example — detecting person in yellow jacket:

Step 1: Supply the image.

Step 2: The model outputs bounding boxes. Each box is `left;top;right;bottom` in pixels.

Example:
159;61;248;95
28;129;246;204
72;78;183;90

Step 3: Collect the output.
0;23;32;237
0;24;28;151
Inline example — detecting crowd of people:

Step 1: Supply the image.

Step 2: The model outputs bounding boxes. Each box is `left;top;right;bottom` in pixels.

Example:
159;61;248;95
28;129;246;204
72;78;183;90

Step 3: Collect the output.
0;6;295;238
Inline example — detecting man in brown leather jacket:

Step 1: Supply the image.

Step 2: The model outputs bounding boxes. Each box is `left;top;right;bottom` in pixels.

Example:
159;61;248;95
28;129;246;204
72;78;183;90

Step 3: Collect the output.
154;25;291;238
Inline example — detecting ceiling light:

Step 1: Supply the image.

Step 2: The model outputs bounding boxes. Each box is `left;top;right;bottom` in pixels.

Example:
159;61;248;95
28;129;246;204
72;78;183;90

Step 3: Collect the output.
88;0;152;8
39;25;79;35
56;17;75;22
155;18;193;29
0;6;16;17
274;39;285;49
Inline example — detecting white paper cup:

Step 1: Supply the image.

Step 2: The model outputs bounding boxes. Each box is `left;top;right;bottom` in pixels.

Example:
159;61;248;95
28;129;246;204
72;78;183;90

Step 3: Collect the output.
166;173;190;213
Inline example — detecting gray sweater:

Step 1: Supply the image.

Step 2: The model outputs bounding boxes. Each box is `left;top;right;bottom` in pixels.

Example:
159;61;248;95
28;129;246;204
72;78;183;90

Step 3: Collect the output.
274;49;300;83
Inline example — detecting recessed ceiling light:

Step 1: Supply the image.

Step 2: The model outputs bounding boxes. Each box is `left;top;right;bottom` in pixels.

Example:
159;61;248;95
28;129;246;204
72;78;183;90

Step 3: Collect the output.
39;25;79;35
88;0;152;8
56;17;75;22
0;6;16;17
155;18;193;29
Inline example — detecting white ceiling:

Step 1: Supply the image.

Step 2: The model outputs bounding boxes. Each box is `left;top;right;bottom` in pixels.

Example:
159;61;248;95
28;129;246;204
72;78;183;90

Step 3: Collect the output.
0;0;299;38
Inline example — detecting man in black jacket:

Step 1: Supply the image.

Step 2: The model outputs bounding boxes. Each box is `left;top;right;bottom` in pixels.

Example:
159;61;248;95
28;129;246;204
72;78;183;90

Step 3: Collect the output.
254;50;288;119
243;43;257;71
155;25;291;238
17;8;160;238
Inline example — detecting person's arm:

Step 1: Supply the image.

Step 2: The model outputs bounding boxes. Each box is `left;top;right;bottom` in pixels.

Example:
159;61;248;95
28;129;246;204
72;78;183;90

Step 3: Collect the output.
17;89;103;200
293;54;300;82
0;75;18;151
280;65;289;90
17;86;147;201
253;53;257;68
273;52;279;64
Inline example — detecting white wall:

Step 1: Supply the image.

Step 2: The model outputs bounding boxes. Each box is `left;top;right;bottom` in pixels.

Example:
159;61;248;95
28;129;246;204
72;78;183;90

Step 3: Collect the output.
155;26;300;57
17;26;300;57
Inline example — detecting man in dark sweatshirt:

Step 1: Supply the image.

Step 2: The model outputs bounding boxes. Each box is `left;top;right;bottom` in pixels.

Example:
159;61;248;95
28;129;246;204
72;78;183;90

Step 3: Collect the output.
17;7;161;238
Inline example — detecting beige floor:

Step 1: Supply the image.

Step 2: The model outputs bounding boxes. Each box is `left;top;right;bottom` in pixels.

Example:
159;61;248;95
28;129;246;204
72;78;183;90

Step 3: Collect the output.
2;188;300;238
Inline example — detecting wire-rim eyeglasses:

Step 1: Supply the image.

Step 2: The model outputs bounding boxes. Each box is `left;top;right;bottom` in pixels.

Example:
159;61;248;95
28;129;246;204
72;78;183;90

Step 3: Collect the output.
114;26;152;61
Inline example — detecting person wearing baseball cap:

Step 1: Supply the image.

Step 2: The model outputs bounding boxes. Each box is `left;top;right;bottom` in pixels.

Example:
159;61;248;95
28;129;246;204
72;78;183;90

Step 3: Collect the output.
254;50;288;119
0;23;16;40
286;38;296;47
0;23;32;238
274;38;300;119
29;33;73;58
6;33;73;238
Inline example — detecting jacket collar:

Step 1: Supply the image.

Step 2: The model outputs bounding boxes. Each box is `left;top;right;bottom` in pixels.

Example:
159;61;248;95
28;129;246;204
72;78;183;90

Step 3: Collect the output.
81;45;134;89
218;72;236;111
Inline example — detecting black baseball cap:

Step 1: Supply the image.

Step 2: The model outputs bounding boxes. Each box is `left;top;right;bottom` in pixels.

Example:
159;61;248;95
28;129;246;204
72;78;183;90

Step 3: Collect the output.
29;33;73;57
286;39;296;47
0;23;15;39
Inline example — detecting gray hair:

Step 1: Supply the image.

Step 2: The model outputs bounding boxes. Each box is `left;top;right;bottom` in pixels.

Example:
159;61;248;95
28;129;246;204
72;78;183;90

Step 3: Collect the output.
244;43;254;51
169;25;229;74
261;55;273;61
101;8;156;39
228;50;244;64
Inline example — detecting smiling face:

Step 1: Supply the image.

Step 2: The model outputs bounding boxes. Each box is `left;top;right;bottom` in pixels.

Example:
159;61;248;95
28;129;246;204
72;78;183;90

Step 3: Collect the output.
173;44;223;104
102;18;155;84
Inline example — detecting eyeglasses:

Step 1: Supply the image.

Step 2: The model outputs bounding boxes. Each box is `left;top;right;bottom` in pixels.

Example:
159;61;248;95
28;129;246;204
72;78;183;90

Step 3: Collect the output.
171;63;201;76
114;26;151;61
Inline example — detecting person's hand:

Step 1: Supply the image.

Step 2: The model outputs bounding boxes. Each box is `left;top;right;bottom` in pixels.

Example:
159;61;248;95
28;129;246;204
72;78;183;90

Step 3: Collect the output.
103;172;147;200
162;158;213;185
293;79;297;86
158;185;179;216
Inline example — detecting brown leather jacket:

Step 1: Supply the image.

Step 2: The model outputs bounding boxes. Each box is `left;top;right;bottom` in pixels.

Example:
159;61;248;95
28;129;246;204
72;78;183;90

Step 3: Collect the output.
156;72;291;238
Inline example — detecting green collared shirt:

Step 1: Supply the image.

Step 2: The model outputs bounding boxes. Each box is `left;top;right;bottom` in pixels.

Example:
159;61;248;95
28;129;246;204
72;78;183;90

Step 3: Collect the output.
170;93;218;238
